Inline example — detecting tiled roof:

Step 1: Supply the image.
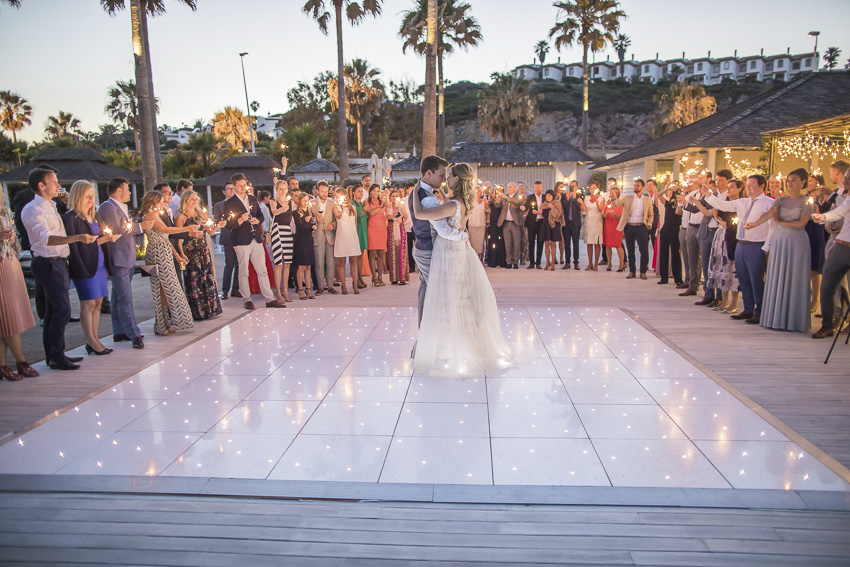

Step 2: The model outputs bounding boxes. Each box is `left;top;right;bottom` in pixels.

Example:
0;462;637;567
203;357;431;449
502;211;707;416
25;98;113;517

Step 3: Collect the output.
196;154;279;187
593;71;850;169
449;141;594;164
391;156;421;172
290;158;340;173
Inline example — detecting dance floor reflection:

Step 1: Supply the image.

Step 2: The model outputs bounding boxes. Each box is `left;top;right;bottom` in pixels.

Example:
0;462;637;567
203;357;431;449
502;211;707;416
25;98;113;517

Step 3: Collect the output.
1;307;847;491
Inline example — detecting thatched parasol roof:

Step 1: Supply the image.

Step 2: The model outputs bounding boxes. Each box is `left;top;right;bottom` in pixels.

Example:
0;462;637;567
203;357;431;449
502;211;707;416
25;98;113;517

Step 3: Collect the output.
196;154;278;187
0;146;142;184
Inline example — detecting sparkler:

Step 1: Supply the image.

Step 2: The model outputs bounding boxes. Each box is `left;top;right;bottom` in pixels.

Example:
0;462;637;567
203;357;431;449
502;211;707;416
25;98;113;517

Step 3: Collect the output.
124;221;133;233
102;226;113;236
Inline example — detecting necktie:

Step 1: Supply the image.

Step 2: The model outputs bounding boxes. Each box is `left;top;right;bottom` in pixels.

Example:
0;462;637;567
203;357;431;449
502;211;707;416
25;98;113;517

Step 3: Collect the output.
737;199;755;240
568;197;573;221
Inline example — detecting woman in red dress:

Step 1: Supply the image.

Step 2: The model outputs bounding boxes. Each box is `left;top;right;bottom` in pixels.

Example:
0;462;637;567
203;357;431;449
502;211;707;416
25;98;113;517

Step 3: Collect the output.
365;184;389;286
602;187;626;272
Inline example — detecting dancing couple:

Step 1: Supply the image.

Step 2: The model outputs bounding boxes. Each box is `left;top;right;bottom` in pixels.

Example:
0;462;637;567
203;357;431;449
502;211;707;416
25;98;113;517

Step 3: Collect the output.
409;155;515;377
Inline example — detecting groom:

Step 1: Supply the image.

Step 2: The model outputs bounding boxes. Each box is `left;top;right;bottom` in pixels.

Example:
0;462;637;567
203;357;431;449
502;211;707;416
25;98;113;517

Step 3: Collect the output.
409;155;469;357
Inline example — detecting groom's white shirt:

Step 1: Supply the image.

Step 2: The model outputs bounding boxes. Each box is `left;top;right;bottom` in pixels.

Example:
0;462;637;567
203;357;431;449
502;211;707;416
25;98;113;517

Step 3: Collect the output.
420;180;469;243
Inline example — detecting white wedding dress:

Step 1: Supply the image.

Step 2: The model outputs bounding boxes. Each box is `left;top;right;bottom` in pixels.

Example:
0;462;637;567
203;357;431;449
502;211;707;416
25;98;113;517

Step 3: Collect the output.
414;203;515;377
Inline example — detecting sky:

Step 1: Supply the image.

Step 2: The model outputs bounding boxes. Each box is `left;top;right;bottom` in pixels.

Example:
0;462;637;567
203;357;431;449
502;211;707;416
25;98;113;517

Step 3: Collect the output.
2;0;849;144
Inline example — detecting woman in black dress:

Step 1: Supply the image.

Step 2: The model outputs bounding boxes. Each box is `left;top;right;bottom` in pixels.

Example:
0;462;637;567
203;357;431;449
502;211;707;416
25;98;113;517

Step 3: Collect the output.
485;184;507;268
293;193;316;300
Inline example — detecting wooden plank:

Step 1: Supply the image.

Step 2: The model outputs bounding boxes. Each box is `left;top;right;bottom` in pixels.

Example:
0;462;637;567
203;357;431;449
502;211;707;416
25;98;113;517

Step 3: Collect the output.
631;551;850;566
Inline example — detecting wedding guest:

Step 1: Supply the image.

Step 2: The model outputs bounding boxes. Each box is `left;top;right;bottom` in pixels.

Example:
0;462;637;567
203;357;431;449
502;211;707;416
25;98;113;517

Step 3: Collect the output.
553;182;565;264
767;174;784;199
541;189;563;271
268;180;295;303
811;168;850;338
386;188;410;284
0;186;39;380
698;178;741;313
680;179;703;296
609;179;654;279
96;178;153;350
140;190;196;336
524;181;546;270
62;181;117;355
349;184;369;289
492;182;524;269
213;182;241;299
177;190;223;320
656;181;684;285
365;184;389;286
293;193;317;299
581;181;606;271
646;178;660;270
804;179;828;315
467;186;487;263
706;175;774;323
486;183;508;268
22;168;98;369
561;180;582;270
742;169;812;330
169;178;193;219
333;187;362;294
694;171;732;307
403;183;417;271
602;186;625;272
310;181;337;295
223;173;285;310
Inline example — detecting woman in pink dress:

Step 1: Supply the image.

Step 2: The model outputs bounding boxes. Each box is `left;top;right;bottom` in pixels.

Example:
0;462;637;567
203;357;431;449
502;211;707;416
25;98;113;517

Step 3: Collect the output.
602;187;626;272
365;184;389;286
386;188;410;285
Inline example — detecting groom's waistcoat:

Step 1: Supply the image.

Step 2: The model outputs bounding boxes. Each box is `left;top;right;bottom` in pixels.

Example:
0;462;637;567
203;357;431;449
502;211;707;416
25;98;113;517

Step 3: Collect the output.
410;184;434;251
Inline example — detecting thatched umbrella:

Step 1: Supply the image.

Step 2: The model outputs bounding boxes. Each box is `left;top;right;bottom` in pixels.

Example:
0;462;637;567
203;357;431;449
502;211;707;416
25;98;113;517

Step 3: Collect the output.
197;154;279;204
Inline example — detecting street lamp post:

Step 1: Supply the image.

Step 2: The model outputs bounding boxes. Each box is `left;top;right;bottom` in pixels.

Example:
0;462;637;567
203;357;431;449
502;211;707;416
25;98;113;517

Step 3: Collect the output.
239;52;255;154
808;31;820;72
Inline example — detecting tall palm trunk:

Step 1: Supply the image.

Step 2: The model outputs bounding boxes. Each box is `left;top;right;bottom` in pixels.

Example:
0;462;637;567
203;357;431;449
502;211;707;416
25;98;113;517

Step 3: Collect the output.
581;41;589;151
422;0;437;157
133;127;140;154
131;0;158;191
334;1;349;180
140;8;162;180
356;121;362;158
437;36;445;157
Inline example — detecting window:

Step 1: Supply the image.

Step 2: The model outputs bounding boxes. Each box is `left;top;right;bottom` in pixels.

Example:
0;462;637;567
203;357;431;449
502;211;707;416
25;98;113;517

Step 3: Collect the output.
765;62;774;72
804;58;811;67
777;60;784;68
738;64;746;72
724;61;730;70
749;60;756;69
687;65;694;74
643;64;649;72
712;64;720;73
544;68;549;77
568;68;574;76
792;61;801;70
594;67;600;76
697;62;703;71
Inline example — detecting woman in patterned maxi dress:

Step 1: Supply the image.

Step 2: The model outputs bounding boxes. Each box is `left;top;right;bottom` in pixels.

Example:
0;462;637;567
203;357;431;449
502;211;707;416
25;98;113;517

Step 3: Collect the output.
176;191;222;321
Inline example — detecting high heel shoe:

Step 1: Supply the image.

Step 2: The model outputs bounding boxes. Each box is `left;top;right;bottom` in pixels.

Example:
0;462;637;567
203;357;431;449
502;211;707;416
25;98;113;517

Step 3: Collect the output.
353;283;360;295
297;287;307;300
607;265;612;272
85;344;113;355
306;288;315;299
0;366;22;381
16;361;39;378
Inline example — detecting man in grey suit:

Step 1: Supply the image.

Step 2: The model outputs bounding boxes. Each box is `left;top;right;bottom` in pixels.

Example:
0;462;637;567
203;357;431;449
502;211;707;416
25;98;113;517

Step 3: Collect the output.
310;181;337;295
96;178;154;349
408;156;469;357
491;182;525;269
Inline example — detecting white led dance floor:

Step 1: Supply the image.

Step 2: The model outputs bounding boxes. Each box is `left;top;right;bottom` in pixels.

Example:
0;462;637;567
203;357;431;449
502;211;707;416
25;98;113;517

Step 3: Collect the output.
1;306;848;491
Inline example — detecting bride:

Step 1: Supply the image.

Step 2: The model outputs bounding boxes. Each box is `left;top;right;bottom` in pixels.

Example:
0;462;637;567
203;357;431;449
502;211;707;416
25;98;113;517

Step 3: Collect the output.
411;163;515;377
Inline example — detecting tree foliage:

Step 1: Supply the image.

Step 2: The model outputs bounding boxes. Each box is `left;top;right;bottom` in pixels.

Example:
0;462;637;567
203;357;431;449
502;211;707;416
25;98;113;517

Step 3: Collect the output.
0;91;32;143
478;73;541;142
652;81;716;138
328;58;384;157
45;111;83;140
535;40;550;64
823;47;841;70
212;106;255;152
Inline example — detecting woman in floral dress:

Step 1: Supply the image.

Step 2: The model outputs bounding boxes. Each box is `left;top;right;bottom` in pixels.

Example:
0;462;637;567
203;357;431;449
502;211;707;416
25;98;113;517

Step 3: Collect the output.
176;190;222;321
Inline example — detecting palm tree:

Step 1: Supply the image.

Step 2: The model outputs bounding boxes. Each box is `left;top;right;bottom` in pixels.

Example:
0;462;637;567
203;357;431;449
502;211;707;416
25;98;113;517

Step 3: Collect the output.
45;111;83;139
652;81;716;138
0;0;21;8
549;0;625;150
101;0;198;192
282;124;332;166
104;80;159;154
399;0;481;155
614;33;631;78
104;148;142;175
535;40;550;64
185;131;218;176
303;0;383;180
328;59;384;158
212;106;255;152
824;47;841;70
478;73;541;142
668;64;684;83
0;91;33;143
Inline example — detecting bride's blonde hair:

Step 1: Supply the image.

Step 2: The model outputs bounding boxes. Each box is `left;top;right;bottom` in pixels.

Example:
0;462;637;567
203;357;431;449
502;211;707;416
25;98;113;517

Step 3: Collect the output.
449;163;475;215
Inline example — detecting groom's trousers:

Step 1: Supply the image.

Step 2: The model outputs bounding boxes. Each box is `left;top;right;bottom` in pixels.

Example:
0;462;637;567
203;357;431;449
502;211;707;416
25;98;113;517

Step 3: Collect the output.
412;247;432;326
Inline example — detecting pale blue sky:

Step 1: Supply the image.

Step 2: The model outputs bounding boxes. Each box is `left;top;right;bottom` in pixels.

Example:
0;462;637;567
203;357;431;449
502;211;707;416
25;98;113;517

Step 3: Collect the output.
2;0;848;143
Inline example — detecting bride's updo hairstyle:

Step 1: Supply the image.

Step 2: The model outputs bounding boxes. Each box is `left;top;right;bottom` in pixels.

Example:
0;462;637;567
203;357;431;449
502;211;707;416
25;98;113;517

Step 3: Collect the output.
449;162;475;215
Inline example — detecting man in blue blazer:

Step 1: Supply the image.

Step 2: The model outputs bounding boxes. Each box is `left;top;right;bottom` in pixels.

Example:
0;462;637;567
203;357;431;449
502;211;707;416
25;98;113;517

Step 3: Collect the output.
96;178;153;349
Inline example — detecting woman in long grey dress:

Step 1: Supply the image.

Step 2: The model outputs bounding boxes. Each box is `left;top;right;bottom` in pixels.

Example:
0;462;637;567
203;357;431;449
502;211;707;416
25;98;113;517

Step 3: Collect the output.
744;168;813;332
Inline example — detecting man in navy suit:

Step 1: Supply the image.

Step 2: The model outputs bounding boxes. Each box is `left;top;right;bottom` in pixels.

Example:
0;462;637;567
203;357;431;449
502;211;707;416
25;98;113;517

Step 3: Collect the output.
96;178;153;349
223;173;285;310
524;181;546;269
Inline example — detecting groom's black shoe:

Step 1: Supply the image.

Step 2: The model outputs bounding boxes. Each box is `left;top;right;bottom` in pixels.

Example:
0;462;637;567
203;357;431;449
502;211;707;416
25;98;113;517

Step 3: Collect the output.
513;264;519;269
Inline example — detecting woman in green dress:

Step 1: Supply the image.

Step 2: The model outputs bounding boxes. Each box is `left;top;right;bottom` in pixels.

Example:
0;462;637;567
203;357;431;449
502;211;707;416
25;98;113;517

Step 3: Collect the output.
349;184;369;289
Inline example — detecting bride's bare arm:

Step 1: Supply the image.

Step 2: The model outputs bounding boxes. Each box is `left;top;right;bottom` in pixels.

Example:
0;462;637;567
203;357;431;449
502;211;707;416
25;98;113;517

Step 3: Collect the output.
412;187;459;220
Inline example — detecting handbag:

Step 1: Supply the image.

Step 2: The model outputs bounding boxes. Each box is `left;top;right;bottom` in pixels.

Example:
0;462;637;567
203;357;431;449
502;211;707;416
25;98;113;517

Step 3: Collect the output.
140;264;159;278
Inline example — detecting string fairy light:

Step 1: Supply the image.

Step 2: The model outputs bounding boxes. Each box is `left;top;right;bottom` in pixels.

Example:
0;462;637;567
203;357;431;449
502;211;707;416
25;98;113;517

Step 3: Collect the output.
775;129;850;162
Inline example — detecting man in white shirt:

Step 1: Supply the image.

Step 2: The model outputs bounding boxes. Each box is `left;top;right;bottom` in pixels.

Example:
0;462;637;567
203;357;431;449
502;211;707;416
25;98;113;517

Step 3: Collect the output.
680;179;705;296
706;174;774;324
677;190;692;290
811;168;850;338
694;170;732;307
310;182;337;295
169;179;193;218
21;168;98;370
